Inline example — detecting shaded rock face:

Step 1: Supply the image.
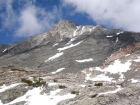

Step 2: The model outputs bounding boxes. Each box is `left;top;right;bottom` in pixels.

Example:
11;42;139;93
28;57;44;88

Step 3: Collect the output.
0;20;140;73
0;44;8;56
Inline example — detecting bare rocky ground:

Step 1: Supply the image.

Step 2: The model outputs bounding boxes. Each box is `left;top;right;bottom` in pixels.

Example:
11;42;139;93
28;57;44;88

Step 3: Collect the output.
0;49;140;105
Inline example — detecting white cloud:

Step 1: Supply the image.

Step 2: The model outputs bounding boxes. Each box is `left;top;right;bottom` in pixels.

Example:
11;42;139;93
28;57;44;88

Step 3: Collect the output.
62;0;140;32
16;4;60;37
1;0;61;37
0;0;17;29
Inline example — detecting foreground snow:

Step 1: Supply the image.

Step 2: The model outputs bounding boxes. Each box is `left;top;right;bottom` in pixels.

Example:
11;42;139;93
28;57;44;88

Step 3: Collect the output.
0;87;75;105
0;83;21;93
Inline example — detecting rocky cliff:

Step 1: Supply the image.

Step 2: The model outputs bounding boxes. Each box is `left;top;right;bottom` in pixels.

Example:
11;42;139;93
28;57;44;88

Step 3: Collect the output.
0;20;140;73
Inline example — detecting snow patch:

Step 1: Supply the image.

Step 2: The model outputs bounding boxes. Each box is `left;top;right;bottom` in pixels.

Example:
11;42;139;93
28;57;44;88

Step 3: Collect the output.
2;87;75;105
106;35;113;38
58;41;83;51
80;85;86;87
95;59;131;74
48;83;59;86
116;31;123;35
134;57;140;62
125;54;130;56
45;52;64;62
73;26;81;37
76;58;93;63
131;78;140;83
2;48;7;53
53;43;58;47
116;37;118;42
66;37;77;45
85;73;113;82
52;68;65;74
89;27;95;33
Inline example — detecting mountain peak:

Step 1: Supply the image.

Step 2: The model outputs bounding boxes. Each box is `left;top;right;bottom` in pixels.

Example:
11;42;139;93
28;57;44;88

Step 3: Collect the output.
49;20;77;38
58;20;76;26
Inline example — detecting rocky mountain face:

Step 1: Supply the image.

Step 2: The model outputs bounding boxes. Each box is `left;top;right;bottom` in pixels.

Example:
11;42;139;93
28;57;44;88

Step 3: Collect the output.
0;20;140;105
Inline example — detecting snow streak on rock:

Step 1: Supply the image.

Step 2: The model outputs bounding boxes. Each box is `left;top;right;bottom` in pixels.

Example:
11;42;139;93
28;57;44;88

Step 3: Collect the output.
116;37;118;42
66;37;77;45
116;31;123;35
53;43;58;47
75;58;93;63
0;83;21;93
73;26;81;37
58;41;83;51
131;79;140;83
45;52;64;62
106;35;113;38
52;68;65;74
1;88;75;105
134;56;140;62
80;26;85;34
2;48;7;53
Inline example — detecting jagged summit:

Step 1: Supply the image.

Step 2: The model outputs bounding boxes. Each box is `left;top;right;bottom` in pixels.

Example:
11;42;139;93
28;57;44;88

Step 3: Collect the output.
0;19;140;71
57;20;77;27
0;20;106;55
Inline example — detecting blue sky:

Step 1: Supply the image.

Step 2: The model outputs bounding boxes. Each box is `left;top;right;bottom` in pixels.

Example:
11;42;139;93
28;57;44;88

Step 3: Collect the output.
0;0;140;44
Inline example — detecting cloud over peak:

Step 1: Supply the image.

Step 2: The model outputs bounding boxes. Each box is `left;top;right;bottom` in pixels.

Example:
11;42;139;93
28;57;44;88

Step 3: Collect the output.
16;4;60;37
62;0;140;32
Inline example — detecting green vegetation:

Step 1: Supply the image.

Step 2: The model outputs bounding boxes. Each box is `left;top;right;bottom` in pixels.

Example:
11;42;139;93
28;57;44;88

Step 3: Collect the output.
21;77;46;87
53;79;58;82
21;78;33;86
88;85;92;87
59;85;67;89
11;68;28;72
94;82;103;86
71;90;79;95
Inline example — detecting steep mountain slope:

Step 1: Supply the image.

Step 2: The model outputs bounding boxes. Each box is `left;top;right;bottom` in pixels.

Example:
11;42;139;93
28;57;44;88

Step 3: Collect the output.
0;20;140;73
0;20;140;105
